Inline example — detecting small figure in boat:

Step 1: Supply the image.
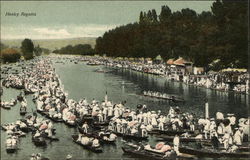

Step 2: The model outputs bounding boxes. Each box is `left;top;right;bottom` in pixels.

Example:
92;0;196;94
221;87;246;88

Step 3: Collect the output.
82;122;89;134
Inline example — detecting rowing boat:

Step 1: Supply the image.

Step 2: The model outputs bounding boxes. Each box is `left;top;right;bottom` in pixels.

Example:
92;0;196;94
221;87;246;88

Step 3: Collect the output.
6;144;17;154
72;135;103;153
179;145;250;158
140;94;185;103
149;129;194;136
32;136;47;147
122;143;177;160
20;107;27;116
156;135;210;143
113;131;148;141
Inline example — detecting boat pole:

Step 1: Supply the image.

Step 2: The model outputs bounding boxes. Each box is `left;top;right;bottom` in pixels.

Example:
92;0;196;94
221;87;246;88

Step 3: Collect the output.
105;91;108;104
205;102;209;119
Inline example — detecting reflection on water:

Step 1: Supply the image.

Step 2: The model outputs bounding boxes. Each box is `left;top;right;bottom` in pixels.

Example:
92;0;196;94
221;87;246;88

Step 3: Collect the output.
1;60;248;160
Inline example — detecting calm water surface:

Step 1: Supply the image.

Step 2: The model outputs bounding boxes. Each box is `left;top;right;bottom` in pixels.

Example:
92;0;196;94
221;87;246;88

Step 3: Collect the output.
1;59;249;160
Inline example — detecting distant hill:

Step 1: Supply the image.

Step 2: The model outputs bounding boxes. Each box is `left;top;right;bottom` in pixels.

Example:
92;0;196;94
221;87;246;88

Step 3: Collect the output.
1;37;96;51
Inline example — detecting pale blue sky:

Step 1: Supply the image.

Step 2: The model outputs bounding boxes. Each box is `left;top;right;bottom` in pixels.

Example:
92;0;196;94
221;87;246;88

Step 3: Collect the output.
1;1;213;39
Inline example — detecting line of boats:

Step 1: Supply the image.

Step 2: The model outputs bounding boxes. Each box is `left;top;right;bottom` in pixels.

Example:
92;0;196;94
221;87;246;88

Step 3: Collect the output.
141;91;185;103
1;56;249;160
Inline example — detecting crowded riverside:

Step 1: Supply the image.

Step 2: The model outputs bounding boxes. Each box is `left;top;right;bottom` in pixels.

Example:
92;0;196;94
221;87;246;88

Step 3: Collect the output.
82;56;249;94
0;55;249;160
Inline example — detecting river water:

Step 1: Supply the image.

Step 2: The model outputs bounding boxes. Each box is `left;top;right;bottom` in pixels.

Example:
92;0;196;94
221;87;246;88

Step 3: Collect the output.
1;58;249;160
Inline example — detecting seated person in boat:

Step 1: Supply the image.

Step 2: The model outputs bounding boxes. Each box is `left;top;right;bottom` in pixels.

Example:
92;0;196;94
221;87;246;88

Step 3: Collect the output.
108;133;117;141
80;136;90;145
34;130;41;138
233;127;244;146
92;138;100;147
146;124;153;132
131;126;138;135
6;136;17;147
53;112;62;119
221;131;233;150
228;145;239;153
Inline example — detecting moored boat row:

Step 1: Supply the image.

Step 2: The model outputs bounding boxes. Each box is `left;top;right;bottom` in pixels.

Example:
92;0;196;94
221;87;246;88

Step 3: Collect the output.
1;56;249;159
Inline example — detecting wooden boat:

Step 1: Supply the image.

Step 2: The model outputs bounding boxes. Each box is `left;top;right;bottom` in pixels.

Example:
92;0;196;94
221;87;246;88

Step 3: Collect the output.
17;95;24;102
141;93;185;103
71;135;103;153
91;121;109;130
32;136;47;147
122;144;177;160
24;89;35;95
37;109;48;116
20;107;27;116
82;114;94;121
1;124;10;131
87;62;100;66
64;120;77;127
46;136;59;141
113;131;148;141
41;133;59;141
30;154;50;160
1;104;11;110
19;126;31;133
179;145;250;158
201;141;250;152
92;121;109;126
11;131;26;138
149;129;194;136
156;135;210;143
85;132;116;144
6;145;17;153
122;147;178;160
45;114;63;123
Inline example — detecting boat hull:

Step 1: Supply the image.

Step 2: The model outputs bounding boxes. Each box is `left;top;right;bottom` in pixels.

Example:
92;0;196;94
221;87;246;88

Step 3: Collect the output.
179;146;250;158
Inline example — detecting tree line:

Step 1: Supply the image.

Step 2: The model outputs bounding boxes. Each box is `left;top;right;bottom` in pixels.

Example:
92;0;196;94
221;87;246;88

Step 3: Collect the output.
53;44;95;55
1;39;49;63
95;0;248;69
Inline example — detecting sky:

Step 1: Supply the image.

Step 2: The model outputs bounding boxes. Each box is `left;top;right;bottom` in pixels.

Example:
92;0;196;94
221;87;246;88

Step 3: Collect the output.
1;1;213;40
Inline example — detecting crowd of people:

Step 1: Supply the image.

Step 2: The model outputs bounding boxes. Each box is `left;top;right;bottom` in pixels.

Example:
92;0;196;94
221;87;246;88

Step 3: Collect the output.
1;55;249;159
79;56;250;94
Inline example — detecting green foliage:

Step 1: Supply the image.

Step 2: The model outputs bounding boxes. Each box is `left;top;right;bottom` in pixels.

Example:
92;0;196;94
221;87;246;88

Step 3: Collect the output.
95;1;248;69
0;43;8;51
34;45;43;56
53;44;95;55
42;48;50;55
21;39;34;60
1;48;21;63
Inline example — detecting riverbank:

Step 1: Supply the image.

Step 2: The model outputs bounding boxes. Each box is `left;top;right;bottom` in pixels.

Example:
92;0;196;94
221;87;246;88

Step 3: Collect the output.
51;55;249;95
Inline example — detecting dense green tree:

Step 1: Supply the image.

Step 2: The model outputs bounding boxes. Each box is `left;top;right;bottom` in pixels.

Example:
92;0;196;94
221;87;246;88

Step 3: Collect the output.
159;5;171;24
95;1;248;69
21;39;34;60
151;9;158;23
55;44;95;55
34;45;42;56
139;11;144;24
